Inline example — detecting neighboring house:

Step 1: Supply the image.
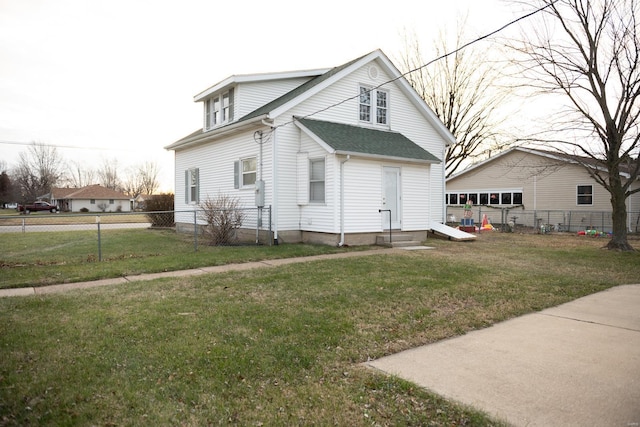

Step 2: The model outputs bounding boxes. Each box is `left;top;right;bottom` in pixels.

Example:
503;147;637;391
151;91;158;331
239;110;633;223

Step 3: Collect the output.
446;147;640;231
48;185;132;212
166;49;454;245
133;194;152;211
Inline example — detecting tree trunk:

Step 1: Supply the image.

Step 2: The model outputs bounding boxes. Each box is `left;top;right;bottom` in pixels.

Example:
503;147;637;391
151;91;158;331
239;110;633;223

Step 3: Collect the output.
606;183;634;251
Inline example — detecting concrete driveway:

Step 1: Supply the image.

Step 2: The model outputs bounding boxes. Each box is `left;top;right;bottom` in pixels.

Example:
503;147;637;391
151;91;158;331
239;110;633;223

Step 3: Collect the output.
365;284;640;427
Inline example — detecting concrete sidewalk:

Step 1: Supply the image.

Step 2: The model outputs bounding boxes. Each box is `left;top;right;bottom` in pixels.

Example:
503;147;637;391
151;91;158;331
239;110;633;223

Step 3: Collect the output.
365;284;640;427
0;248;406;297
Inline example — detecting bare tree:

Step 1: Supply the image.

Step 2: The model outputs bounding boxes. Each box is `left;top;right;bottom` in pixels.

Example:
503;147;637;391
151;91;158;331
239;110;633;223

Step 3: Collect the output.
138;161;160;196
65;160;97;188
397;25;513;177
510;0;640;251
13;142;65;202
97;158;121;191
121;161;160;198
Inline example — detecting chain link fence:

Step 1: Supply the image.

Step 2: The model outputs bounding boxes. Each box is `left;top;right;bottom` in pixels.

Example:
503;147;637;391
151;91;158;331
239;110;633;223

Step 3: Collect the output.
0;207;272;262
446;206;640;234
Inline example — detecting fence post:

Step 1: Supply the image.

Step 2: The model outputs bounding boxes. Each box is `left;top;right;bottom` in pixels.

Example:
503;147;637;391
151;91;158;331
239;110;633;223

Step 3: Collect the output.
21;218;25;233
256;207;260;245
193;210;198;252
96;215;102;262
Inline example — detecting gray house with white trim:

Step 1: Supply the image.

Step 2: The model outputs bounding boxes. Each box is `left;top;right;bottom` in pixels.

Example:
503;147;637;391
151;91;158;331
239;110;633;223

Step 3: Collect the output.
166;50;454;245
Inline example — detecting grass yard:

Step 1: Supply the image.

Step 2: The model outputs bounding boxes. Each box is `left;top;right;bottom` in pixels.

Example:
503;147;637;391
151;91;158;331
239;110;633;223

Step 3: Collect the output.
1;233;639;426
0;229;361;289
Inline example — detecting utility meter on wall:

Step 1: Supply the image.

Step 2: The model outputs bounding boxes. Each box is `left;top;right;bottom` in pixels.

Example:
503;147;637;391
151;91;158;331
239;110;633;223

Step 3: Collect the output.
255;180;265;207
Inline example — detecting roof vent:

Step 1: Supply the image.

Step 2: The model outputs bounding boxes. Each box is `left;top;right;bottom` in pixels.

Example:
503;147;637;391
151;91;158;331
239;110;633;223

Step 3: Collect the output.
368;66;379;80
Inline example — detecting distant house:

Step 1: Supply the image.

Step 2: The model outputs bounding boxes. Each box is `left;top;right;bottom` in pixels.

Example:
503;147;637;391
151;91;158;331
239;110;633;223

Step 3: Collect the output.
49;185;132;212
133;194;152;211
446;147;640;231
166;49;454;245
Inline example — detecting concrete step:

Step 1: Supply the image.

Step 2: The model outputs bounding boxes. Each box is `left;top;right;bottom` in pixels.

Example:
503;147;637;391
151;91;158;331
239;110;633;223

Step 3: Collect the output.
376;234;422;247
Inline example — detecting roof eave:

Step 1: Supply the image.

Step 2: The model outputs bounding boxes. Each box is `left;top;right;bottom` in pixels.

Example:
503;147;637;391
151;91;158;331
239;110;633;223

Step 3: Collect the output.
335;150;438;164
165;114;269;151
193;68;330;102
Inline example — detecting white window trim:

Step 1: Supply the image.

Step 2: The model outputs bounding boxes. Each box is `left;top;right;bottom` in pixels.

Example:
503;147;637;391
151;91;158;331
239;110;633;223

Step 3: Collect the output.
309;157;326;204
445;189;523;206
576;184;593;206
186;168;199;204
358;84;389;126
204;88;234;131
241;157;257;188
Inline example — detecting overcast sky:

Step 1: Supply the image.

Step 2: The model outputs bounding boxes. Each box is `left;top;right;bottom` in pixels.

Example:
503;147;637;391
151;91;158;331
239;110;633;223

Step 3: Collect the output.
0;0;521;191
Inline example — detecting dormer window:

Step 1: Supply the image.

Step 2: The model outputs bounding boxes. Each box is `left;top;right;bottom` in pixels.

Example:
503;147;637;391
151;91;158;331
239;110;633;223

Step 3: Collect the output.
204;88;234;130
359;85;388;125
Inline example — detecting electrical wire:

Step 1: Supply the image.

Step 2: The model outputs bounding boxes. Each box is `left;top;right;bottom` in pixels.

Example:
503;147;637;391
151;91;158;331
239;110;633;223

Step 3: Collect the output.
273;0;560;130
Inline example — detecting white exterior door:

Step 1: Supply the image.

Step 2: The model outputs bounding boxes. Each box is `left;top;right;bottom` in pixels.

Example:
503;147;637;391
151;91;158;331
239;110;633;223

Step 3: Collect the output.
382;166;401;229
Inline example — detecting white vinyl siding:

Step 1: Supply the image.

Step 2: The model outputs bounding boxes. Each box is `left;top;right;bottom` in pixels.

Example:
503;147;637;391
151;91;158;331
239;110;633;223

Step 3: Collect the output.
174;54;449;234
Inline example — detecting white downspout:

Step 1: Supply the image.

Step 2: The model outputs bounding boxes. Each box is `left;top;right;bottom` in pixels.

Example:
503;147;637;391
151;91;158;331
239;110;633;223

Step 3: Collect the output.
338;155;350;246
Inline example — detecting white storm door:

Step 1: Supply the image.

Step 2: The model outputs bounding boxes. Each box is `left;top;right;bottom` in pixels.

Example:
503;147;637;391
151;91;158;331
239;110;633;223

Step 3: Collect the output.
382;166;401;229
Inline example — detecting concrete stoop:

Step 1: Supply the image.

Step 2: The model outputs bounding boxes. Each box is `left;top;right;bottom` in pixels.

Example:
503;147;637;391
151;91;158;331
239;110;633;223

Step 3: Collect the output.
375;233;422;248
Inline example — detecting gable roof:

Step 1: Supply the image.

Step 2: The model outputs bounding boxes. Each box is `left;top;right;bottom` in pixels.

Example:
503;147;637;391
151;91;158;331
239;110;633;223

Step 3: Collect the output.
447;147;637;181
296;118;441;163
166;49;456;151
51;185;131;200
193;68;330;102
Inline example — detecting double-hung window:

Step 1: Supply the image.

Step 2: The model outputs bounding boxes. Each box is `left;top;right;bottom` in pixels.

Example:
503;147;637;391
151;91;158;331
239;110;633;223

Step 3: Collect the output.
577;185;593;205
204;88;234;130
185;168;199;204
309;158;325;203
242;158;256;186
359;85;389;125
234;158;256;188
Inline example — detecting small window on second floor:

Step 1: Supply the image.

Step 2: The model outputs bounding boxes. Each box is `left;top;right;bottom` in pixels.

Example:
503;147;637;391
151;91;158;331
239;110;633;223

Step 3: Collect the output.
204;88;234;130
359;85;388;125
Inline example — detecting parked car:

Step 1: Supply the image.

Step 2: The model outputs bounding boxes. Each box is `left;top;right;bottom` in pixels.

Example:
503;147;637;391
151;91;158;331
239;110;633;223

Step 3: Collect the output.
17;201;59;214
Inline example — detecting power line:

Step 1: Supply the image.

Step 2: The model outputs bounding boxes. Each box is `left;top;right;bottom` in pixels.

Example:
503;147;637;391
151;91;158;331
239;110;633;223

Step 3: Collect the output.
275;0;559;130
0;140;137;152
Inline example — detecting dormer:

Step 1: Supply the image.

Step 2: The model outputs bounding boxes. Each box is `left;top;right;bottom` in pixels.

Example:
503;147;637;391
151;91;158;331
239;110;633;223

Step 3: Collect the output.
194;69;329;132
202;88;234;131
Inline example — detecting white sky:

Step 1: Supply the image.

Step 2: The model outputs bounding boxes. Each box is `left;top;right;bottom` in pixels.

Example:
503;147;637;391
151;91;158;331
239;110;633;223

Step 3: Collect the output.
0;0;522;191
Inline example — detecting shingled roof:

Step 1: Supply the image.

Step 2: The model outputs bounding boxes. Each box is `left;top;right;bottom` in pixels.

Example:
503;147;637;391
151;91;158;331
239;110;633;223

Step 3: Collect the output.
51;185;131;200
296;117;441;163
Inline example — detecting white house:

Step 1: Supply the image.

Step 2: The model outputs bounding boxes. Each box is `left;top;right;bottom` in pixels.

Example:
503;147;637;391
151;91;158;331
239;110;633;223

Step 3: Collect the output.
49;185;132;213
166;50;454;245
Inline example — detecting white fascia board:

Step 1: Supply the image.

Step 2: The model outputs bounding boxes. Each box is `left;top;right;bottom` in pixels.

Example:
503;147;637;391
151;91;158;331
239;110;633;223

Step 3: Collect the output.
334;151;434;164
374;53;457;147
268;51;383;119
295;120;336;154
193;68;330;102
165;114;269;151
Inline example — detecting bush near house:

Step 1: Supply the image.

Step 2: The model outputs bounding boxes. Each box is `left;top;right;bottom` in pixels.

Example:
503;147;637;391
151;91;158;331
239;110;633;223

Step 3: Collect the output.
144;193;174;227
199;194;245;245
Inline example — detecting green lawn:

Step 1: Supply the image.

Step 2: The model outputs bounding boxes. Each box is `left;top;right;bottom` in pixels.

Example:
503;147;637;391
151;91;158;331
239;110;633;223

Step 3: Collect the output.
0;229;361;289
1;233;638;426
